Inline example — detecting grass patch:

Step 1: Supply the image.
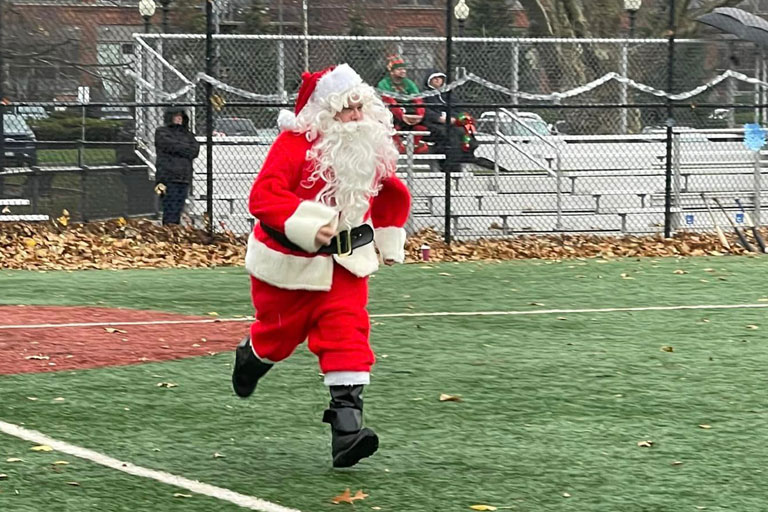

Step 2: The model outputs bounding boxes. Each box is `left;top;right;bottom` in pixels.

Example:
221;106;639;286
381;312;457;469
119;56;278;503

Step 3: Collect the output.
2;256;768;510
38;149;117;166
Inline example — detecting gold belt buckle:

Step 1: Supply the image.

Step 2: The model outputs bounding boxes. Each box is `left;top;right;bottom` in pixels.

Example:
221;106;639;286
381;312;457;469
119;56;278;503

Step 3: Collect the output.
336;230;353;257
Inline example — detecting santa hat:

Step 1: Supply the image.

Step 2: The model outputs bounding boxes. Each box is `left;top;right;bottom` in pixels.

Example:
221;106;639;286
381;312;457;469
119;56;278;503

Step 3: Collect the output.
277;63;363;131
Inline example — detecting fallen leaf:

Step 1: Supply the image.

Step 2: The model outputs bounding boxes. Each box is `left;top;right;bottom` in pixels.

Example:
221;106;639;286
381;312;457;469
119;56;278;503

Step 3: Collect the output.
24;355;49;360
0;474;7;480
53;397;65;402
1;206;10;214
746;325;759;330
438;272;452;276
673;269;688;274
66;482;80;486
213;452;225;458
660;346;674;352
637;440;654;448
352;490;369;501
207;312;219;316
672;460;684;465
331;488;354;504
698;424;712;429
173;493;192;498
104;328;127;334
53;461;70;465
439;393;462;402
529;302;545;306
156;382;178;388
26;397;38;401
6;458;23;463
31;445;54;452
562;492;572;498
470;506;498;511
620;273;634;280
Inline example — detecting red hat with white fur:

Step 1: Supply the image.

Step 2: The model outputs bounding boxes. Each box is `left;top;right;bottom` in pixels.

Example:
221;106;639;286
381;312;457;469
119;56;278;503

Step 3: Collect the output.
278;63;363;131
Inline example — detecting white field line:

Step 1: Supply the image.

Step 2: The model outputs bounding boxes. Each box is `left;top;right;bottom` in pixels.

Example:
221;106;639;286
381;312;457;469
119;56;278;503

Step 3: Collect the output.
1;303;768;330
0;421;302;512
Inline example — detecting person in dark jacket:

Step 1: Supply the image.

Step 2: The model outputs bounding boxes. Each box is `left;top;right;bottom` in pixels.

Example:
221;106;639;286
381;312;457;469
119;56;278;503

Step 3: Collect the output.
420;69;472;172
154;107;200;225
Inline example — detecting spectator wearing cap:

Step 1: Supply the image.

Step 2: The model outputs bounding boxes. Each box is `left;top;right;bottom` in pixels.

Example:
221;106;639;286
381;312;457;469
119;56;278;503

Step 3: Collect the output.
377;55;428;153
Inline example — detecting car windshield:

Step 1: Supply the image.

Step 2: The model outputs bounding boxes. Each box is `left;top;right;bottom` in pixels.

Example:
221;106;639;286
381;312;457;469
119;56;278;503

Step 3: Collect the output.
3;114;32;134
477;116;550;138
215;118;257;135
18;106;46;116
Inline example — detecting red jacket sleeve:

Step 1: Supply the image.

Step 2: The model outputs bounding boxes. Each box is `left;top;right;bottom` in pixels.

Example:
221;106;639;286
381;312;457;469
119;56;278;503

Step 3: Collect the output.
249;132;338;253
371;174;411;228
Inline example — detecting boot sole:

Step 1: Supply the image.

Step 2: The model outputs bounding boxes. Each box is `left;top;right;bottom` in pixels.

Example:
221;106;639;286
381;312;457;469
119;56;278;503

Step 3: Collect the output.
333;430;379;468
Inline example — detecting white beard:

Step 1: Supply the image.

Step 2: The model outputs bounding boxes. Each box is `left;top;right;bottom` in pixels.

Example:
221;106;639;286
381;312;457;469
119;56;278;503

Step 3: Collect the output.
306;118;398;229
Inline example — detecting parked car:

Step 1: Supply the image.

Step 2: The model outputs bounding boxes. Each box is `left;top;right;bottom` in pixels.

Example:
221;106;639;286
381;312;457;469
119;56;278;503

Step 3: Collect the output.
13;106;49;121
2;114;37;167
476;111;555;138
213;117;259;136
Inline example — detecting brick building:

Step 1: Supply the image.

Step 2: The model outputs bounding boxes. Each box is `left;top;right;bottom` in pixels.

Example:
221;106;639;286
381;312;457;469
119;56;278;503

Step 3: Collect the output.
5;0;144;101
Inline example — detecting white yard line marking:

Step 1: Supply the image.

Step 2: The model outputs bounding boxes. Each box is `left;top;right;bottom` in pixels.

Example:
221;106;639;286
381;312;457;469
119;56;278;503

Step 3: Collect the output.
1;303;767;330
0;421;302;512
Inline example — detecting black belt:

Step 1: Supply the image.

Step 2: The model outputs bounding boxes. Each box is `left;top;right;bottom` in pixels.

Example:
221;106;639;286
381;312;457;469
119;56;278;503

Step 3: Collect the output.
261;223;374;257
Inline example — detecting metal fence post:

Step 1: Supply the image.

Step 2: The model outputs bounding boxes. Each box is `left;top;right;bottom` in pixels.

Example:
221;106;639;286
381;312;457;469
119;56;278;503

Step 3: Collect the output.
620;41;628;134
444;0;454;245
205;0;214;239
664;0;676;238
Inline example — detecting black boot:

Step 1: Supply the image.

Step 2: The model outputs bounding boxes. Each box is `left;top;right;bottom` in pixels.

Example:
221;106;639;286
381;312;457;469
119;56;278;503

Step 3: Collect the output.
322;385;379;468
231;335;272;398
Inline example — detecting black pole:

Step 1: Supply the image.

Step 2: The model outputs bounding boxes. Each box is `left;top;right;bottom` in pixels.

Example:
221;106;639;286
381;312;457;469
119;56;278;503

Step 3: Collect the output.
205;0;214;238
663;0;676;237
161;1;170;33
144;15;151;34
444;0;454;245
629;10;636;38
0;0;5;174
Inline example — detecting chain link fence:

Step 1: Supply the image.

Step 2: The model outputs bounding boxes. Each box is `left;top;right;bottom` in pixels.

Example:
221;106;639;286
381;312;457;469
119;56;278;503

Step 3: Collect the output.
128;34;768;240
3;5;768;243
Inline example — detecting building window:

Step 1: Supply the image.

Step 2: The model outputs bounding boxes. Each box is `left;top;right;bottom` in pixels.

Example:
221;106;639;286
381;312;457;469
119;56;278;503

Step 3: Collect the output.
397;0;435;5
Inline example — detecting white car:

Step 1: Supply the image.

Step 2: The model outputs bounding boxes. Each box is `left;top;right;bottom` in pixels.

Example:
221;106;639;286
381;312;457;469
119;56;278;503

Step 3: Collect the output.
476;111;554;138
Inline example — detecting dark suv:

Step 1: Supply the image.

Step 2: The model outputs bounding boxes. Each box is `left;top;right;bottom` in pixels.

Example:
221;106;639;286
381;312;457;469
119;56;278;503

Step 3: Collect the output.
2;114;37;167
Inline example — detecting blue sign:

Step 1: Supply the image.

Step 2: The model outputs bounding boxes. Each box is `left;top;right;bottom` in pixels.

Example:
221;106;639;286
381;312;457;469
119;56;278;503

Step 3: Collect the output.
736;213;744;224
744;123;766;151
685;214;695;225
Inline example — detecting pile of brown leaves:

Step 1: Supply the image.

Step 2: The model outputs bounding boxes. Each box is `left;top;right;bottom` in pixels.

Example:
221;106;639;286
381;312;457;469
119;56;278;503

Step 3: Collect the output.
0;218;245;270
404;228;755;262
0;220;753;271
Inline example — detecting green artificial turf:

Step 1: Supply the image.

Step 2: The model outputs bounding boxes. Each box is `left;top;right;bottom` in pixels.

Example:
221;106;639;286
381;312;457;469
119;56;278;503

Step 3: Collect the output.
2;256;768;511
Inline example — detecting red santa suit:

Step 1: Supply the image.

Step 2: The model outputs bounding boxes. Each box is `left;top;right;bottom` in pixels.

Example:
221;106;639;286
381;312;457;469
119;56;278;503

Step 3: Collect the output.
244;65;411;387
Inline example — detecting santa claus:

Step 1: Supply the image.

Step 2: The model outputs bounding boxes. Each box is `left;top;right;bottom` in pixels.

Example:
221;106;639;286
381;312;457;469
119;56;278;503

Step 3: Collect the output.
231;63;411;468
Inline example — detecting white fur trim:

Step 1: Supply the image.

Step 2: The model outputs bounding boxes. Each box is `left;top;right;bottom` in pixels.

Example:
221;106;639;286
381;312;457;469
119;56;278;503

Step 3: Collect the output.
277;109;298;132
324;371;371;386
374;227;406;263
245;233;333;291
333;237;379;277
313;64;363;103
284;201;339;253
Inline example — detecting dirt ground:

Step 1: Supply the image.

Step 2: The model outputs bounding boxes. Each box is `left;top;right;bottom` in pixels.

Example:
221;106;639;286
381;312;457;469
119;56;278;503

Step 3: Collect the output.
0;306;248;375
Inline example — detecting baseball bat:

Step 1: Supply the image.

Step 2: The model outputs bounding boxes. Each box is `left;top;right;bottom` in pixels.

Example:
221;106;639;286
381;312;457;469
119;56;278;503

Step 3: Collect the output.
703;194;731;250
735;198;767;253
713;197;754;252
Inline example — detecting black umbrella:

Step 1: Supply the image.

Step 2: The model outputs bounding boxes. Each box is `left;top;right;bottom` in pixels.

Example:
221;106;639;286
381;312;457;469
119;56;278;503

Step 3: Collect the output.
697;7;768;48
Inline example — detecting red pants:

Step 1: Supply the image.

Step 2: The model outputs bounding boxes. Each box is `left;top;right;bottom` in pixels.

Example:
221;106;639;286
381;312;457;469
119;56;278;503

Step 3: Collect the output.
249;264;374;374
